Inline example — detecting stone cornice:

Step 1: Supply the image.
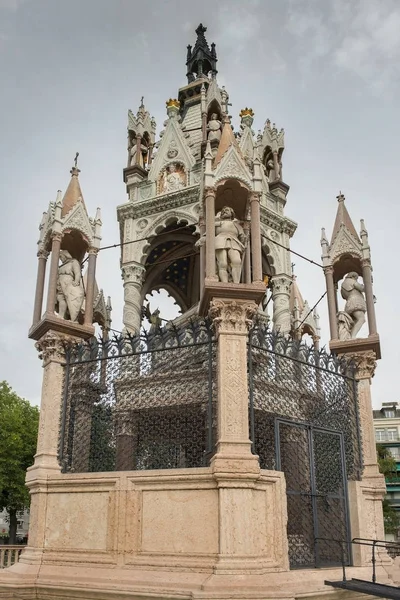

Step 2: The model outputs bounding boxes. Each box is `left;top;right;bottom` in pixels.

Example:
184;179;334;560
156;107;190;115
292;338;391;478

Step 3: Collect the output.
260;205;297;237
117;185;200;222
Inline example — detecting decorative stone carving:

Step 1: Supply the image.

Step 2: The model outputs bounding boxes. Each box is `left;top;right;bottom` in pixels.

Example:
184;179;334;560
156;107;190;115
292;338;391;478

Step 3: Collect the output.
139;185;152;200
56;250;85;322
209;299;257;334
271;276;291;334
136;218;148;230
207;113;221;142
215;206;246;284
337;272;366;340
121;264;145;285
161;164;185;193
167;140;179;159
37;249;49;260
352;350;377;380
35;332;68;363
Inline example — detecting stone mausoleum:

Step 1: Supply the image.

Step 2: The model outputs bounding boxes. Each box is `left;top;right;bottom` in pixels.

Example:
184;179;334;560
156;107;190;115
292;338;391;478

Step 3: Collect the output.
0;23;394;600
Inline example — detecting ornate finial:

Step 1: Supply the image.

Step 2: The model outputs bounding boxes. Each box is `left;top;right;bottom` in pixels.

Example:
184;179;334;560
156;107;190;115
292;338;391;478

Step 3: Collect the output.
166;98;180;109
74;152;79;168
337;191;345;202
196;23;207;37
239;107;254;118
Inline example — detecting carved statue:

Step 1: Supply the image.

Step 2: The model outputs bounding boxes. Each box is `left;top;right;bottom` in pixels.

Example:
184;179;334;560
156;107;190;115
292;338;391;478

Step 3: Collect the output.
144;303;162;333
56;250;85;322
162;164;185;193
337;272;366;339
265;158;275;181
129;135;147;168
215;206;246;284
207;113;222;142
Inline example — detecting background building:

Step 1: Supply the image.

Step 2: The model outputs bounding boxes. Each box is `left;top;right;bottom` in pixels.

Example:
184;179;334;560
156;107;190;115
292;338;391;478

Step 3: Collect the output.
373;402;400;538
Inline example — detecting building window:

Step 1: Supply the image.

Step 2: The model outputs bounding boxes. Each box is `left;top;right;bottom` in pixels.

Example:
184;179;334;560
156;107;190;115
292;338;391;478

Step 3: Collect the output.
385;410;395;418
388;446;400;459
376;429;386;441
387;428;398;441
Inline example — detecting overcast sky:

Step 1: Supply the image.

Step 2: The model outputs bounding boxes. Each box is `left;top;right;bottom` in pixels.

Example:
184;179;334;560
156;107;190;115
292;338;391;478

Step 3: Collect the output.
0;0;399;407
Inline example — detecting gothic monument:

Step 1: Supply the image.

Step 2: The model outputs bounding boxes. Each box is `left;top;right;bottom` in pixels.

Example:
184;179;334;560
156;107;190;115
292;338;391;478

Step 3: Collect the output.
0;23;391;600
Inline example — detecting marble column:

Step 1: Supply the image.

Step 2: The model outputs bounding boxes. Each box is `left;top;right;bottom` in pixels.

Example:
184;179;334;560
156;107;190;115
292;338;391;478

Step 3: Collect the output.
199;215;206;297
271;275;291;335
362;259;377;335
209;298;258;460
45;233;62;314
84;248;98;326
205;187;217;280
272;150;280;180
249;193;262;283
242;220;251;284
324;266;338;340
347;350;387;566
122;263;145;334
32;249;49;325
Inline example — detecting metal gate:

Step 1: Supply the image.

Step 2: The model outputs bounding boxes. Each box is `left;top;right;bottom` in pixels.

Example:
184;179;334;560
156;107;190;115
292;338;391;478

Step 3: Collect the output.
276;419;351;569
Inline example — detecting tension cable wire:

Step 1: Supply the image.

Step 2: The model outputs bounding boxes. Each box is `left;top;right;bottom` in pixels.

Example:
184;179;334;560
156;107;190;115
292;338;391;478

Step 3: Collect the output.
294;291;327;333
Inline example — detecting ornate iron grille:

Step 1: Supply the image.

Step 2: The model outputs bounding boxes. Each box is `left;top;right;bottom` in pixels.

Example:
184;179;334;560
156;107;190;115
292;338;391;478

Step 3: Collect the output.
248;322;362;568
59;320;216;473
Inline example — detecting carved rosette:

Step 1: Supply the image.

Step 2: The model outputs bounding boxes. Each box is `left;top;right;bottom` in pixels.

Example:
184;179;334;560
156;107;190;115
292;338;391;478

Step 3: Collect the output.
35;332;69;364
209;299;257;334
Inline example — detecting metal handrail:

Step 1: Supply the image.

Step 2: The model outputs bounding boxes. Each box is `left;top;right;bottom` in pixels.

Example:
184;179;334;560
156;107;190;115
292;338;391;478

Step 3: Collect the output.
352;538;400;583
317;536;400;584
315;537;348;581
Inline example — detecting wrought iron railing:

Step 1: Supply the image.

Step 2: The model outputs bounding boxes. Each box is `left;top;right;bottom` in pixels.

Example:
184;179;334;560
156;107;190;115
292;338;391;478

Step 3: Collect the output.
59;319;216;473
248;321;362;569
248;322;362;478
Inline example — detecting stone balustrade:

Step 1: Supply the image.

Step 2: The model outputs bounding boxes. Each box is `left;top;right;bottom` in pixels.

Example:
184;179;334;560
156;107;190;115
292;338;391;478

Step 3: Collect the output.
0;545;25;569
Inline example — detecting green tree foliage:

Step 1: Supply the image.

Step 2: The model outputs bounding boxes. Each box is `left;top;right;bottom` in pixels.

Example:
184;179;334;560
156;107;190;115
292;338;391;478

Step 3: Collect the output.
377;444;400;535
0;381;39;543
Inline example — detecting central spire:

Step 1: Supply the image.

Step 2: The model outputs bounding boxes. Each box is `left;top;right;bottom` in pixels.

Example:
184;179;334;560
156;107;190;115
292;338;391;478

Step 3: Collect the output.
186;23;217;83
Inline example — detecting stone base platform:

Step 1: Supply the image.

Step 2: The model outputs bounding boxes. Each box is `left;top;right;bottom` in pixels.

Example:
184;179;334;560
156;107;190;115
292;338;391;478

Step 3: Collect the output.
0;466;393;599
0;562;395;600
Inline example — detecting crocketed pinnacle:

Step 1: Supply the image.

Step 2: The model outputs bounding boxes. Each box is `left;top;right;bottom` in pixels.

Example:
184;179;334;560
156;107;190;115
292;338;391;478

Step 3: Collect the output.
330;192;360;243
61;166;85;217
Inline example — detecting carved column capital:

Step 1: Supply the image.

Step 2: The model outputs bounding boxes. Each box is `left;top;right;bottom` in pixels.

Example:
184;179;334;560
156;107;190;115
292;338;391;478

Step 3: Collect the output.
51;232;63;243
35;332;69;365
249;191;261;203
88;247;99;256
121;264;145;285
351;350;377;380
204;186;216;199
37;249;49;260
323;265;334;276
271;275;291;295
361;258;371;268
209;299;257;334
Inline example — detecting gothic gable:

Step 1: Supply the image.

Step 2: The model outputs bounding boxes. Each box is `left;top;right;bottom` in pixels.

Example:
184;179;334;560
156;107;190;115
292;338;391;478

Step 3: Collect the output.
214;144;253;188
148;119;195;183
62;201;94;245
330;225;362;264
